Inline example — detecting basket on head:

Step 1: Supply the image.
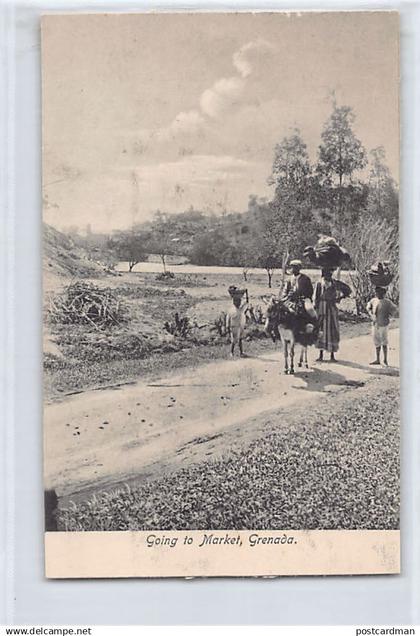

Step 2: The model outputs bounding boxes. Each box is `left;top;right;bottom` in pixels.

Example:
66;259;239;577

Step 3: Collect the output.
303;236;350;269
228;285;246;300
367;261;393;287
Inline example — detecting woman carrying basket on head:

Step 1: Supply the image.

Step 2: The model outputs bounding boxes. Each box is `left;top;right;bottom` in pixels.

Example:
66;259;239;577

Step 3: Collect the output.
314;268;351;362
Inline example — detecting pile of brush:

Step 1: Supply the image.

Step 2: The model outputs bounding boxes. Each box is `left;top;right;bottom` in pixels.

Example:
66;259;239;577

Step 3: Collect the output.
47;281;126;329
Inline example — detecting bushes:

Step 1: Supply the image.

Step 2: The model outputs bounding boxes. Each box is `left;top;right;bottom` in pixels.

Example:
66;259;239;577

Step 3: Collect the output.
156;271;175;281
51;329;153;363
164;313;191;337
346;217;399;314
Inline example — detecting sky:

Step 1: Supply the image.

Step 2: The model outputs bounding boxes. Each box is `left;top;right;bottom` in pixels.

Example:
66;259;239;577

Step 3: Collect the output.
42;12;399;233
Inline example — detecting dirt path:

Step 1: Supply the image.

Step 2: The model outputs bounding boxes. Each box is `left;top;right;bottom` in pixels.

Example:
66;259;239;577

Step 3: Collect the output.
45;329;399;499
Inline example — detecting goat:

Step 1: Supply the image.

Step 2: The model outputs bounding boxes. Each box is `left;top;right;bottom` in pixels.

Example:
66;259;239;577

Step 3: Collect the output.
264;297;317;374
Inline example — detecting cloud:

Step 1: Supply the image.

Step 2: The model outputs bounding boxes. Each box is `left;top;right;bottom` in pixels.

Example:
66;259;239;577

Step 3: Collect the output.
158;109;205;140
198;40;276;119
200;76;245;118
116;37;281;172
153;38;276;139
233;39;276;78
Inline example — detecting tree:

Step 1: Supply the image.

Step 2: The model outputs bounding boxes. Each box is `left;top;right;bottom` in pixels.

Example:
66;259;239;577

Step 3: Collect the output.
109;231;148;272
316;103;367;238
267;130;317;288
189;230;233;266
317;104;367;187
268;129;311;198
367;147;399;225
244;195;282;287
234;234;259;281
255;229;282;288
143;211;176;273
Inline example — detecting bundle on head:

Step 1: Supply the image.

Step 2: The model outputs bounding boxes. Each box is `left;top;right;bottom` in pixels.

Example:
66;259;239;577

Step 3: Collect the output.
47;281;126;329
228;285;247;300
304;236;351;269
367;261;393;288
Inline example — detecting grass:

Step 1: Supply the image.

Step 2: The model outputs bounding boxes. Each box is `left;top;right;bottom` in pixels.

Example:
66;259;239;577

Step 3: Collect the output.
57;381;399;531
44;270;375;400
44;317;373;400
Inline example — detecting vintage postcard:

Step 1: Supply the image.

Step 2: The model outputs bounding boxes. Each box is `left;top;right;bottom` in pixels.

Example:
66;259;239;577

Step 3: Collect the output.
42;11;400;578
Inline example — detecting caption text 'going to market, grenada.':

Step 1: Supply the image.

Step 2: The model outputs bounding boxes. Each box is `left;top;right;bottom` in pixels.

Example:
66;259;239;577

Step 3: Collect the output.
145;533;297;548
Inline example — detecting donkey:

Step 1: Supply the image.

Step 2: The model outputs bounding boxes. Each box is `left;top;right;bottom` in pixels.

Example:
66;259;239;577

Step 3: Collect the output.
265;297;318;374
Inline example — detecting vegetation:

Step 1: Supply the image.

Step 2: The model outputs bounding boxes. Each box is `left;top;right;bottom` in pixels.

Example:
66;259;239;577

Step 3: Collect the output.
44;100;399;395
44;101;399;535
57;382;399;531
102;102;398;308
347;218;399;314
109;230;148;273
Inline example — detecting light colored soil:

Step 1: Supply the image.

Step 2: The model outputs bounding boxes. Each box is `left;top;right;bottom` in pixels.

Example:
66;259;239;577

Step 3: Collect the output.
44;267;375;400
45;329;399;501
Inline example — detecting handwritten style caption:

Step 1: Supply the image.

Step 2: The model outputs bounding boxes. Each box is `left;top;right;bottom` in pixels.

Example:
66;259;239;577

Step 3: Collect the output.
145;533;297;549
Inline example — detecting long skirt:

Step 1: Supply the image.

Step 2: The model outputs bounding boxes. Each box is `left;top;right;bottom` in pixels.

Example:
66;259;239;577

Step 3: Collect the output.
317;300;340;352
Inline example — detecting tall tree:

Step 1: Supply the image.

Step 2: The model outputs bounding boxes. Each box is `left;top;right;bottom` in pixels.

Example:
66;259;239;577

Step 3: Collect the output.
269;129;311;198
367;147;399;225
316;104;367;238
245;195;283;288
317;104;367;186
267;130;316;286
256;212;283;288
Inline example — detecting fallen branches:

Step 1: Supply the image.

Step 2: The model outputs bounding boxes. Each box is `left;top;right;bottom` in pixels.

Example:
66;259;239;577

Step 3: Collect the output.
47;282;127;329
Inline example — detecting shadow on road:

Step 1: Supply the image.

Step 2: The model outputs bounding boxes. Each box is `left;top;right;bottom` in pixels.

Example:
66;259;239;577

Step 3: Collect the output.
366;366;400;377
336;359;400;377
292;366;356;393
333;359;368;371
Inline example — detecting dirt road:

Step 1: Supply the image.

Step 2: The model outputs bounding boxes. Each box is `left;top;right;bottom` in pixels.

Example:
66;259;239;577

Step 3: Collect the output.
45;329;399;499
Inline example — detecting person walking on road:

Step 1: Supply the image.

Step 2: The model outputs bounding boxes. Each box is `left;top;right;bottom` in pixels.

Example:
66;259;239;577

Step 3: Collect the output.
314;268;351;362
226;288;249;358
366;286;398;366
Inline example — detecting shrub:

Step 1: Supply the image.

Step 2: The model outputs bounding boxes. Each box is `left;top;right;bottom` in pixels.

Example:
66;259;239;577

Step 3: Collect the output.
346;217;399;314
156;271;175;281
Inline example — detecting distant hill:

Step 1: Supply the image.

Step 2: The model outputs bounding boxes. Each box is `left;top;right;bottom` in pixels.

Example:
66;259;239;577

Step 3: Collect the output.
133;208;261;259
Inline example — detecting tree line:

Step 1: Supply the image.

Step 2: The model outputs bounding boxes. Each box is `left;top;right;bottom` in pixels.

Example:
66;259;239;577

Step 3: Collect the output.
110;101;399;301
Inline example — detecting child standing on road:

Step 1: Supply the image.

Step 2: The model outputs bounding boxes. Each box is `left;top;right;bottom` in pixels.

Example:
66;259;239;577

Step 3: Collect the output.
226;288;248;357
366;287;398;366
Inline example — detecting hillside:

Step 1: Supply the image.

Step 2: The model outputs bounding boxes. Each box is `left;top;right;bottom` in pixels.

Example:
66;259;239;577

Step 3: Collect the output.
43;223;104;292
130;208;261;263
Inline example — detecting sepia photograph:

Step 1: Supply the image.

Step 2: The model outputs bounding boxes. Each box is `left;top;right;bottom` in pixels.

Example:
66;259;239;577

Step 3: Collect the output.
42;11;400;577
